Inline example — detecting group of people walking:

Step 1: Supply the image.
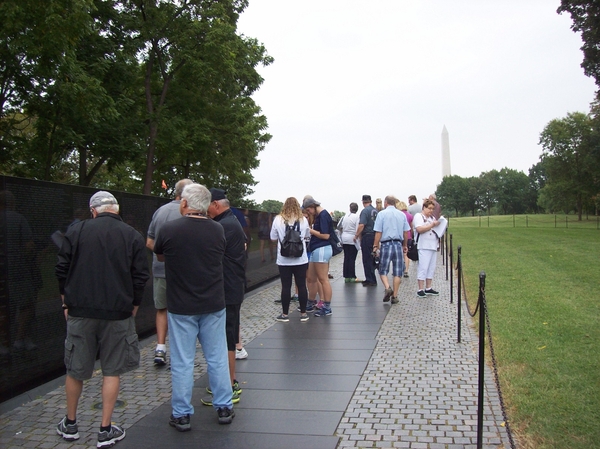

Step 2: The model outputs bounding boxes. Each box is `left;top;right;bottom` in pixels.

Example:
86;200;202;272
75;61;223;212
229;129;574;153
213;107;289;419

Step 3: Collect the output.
271;193;445;322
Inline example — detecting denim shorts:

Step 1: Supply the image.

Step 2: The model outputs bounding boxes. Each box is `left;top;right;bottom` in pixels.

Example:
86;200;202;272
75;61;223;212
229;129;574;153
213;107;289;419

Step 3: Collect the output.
64;316;139;380
310;245;333;263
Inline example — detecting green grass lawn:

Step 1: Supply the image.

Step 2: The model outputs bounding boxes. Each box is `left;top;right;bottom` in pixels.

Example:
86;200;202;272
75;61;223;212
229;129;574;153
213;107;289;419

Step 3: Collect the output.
449;221;600;449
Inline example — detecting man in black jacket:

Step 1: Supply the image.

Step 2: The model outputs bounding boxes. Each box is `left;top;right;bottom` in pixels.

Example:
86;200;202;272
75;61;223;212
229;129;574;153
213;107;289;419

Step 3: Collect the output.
201;188;246;406
55;191;149;448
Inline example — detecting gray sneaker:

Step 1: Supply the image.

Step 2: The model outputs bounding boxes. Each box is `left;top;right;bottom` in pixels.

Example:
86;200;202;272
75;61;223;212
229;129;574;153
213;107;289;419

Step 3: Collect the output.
390;296;399;304
56;416;79;441
383;287;393;302
217;407;235;424
97;424;125;448
154;349;167;366
169;414;191;432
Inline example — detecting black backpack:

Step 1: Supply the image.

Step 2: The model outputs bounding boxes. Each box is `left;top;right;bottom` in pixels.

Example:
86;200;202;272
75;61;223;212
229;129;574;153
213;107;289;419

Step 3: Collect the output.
280;221;303;258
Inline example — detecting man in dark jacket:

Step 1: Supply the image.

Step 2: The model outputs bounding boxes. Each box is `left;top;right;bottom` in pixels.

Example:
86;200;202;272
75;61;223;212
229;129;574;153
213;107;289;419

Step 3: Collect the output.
201;188;246;406
55;191;149;448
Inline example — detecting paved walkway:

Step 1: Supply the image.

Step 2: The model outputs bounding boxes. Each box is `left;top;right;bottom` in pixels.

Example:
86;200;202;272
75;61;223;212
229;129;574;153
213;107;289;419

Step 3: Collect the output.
0;254;512;449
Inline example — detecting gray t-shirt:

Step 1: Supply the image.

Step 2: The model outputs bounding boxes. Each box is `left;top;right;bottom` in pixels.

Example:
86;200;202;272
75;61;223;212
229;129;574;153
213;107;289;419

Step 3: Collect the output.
147;200;182;278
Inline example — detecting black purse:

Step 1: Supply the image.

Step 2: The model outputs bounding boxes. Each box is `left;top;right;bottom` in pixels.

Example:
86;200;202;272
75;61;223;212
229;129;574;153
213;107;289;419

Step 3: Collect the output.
407;234;419;261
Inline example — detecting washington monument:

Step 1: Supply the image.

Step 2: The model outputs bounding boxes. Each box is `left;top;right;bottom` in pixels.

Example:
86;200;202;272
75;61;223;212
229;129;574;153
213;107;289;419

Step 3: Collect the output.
441;125;451;178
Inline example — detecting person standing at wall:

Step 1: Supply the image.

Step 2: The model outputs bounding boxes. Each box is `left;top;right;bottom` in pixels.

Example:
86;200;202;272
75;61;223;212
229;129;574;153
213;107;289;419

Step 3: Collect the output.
338;202;361;283
153;183;234;430
55;191;149;448
270;197;310;322
146;179;193;366
201;188;246;406
355;195;378;287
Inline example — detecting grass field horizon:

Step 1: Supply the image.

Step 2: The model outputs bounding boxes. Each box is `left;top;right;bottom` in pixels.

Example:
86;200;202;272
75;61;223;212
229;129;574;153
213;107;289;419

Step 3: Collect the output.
449;219;599;449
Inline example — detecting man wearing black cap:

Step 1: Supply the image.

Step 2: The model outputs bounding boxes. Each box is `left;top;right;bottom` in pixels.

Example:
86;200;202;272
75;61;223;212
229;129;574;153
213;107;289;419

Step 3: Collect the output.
202;188;246;406
355;195;378;286
55;191;149;447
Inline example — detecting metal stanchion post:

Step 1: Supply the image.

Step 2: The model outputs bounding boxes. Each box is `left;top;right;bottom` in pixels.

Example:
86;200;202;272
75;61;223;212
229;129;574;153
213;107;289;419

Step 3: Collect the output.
449;235;453;305
457;246;462;343
477;271;486;449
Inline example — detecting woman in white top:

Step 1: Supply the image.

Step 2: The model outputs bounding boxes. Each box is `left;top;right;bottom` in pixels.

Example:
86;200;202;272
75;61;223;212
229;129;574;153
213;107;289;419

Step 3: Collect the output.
412;199;440;298
338;202;361;282
270;197;310;322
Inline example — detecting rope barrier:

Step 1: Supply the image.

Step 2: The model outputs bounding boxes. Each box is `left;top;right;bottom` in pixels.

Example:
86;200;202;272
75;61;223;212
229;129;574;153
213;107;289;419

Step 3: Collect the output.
453;236;516;449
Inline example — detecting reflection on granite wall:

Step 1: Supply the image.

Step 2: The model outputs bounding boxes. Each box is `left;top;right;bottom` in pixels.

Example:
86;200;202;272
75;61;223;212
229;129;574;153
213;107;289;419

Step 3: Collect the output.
0;176;278;403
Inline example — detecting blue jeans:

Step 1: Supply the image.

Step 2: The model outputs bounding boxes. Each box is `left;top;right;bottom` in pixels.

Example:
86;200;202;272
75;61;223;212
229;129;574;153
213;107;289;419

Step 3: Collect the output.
168;309;232;417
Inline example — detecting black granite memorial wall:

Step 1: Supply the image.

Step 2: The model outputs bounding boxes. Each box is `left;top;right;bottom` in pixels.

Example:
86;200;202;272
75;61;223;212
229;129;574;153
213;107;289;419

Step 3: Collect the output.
0;176;278;403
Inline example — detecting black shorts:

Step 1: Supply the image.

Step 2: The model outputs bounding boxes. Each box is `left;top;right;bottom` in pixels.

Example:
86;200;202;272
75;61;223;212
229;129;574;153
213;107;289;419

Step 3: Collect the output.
225;304;241;351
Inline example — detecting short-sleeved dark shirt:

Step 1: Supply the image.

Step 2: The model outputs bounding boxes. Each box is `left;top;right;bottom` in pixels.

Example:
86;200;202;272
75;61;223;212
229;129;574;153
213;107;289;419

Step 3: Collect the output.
309;209;332;252
153;216;226;315
212;209;246;305
359;205;378;234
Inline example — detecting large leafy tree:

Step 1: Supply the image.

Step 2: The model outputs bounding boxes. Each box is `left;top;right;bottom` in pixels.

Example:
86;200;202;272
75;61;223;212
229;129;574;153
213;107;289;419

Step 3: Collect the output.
558;1;600;87
538;112;595;220
1;0;272;200
435;175;471;217
126;0;273;195
0;0;94;166
496;168;530;215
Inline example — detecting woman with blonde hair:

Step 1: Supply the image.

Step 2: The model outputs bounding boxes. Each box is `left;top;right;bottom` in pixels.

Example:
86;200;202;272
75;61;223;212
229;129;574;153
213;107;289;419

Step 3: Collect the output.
270;198;310;322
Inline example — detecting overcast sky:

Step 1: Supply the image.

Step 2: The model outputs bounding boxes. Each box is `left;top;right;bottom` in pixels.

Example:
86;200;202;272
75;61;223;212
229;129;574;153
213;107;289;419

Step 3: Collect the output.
236;0;597;214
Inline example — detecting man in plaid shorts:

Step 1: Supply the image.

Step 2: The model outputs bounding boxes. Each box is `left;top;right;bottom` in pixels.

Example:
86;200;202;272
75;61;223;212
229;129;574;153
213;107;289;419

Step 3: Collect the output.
372;196;410;304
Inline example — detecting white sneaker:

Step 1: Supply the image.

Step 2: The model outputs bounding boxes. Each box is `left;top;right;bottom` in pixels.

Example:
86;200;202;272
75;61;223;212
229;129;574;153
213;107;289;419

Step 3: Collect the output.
235;347;248;360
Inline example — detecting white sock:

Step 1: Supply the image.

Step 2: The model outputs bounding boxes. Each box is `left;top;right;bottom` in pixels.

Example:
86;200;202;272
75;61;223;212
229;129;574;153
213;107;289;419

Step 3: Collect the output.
156;344;166;352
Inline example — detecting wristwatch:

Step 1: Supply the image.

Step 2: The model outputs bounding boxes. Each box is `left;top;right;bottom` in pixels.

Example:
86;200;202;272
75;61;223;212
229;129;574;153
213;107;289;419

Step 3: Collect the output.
61;303;68;310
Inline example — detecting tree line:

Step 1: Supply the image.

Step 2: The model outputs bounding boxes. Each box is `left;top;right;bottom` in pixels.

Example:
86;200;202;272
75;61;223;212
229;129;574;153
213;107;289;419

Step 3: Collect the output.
0;0;272;202
436;110;600;219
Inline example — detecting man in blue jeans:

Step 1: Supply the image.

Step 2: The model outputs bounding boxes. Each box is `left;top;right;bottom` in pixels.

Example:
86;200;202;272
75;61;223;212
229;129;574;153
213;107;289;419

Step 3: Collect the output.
153;183;234;430
355;195;378;286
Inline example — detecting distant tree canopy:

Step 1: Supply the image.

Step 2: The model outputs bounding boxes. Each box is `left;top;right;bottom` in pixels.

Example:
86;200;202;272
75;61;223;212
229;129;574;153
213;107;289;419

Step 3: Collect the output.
0;0;273;204
436;169;535;217
259;199;283;213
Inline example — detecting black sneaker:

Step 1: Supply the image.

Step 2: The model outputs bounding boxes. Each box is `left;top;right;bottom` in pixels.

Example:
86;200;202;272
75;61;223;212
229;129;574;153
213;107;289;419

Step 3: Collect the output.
169;414;191;432
425;288;439;296
97;424;126;448
417;290;427;298
56;416;79;441
217;407;235;424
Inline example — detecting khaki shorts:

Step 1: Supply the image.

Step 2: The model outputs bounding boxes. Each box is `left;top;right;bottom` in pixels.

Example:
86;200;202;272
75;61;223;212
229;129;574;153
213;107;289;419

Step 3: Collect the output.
64;316;139;380
153;277;167;310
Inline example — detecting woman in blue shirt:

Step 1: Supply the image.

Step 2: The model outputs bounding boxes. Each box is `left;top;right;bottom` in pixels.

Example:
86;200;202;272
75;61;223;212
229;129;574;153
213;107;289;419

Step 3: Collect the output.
302;196;333;317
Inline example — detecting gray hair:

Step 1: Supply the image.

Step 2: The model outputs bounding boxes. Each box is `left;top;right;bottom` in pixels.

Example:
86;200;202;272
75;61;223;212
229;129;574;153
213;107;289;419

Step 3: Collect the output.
95;203;120;214
181;183;211;213
216;198;230;208
174;178;193;199
384;195;397;207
